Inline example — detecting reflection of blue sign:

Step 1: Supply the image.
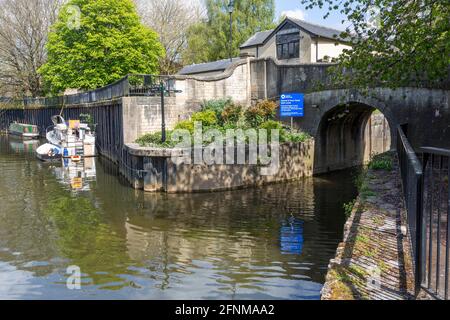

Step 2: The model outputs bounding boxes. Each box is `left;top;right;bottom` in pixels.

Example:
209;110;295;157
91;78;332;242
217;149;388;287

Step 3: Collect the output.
280;218;304;255
280;93;304;117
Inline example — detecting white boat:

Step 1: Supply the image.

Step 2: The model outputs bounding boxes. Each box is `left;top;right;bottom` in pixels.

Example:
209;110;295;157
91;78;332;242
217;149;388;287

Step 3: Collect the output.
36;115;96;161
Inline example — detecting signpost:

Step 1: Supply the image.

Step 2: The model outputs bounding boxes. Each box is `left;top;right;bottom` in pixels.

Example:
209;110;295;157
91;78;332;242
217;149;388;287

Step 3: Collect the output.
280;93;304;128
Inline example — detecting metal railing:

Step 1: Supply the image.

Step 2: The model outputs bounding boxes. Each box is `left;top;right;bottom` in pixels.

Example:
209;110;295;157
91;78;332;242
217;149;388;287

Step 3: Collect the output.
420;147;450;299
397;125;424;296
0;74;178;108
398;125;450;300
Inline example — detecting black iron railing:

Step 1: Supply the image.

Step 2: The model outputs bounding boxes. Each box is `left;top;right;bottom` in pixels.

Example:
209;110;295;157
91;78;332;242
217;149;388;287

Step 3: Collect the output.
420;147;450;299
0;74;178;108
398;125;450;300
397;125;424;295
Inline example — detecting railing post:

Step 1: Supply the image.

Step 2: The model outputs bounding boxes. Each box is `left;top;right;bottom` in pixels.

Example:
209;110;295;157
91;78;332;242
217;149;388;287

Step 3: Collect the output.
123;75;130;96
415;168;424;296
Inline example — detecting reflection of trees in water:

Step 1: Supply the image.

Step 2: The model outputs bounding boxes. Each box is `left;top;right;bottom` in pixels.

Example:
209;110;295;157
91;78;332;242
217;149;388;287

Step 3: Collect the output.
0;137;358;294
0;137;60;275
92;157;357;290
0;137;136;289
122;182;317;289
44;194;137;289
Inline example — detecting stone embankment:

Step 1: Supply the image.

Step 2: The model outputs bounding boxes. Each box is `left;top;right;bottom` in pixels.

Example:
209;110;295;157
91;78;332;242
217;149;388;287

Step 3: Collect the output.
321;152;415;300
122;140;315;193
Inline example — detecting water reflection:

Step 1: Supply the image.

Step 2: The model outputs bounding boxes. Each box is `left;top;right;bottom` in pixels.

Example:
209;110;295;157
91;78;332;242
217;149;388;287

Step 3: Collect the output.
280;217;304;255
52;158;96;192
0;135;357;299
8;137;39;154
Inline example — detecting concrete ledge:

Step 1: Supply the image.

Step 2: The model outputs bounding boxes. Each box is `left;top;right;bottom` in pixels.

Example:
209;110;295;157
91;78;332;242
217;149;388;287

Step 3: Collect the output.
125;143;188;157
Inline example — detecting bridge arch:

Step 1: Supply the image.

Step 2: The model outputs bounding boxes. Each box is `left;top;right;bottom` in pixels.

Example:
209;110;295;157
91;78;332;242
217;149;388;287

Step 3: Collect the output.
312;99;394;174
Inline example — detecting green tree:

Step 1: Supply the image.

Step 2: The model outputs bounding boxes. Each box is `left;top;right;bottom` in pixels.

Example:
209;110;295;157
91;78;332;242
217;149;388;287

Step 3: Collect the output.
301;0;450;88
182;0;276;65
40;0;164;95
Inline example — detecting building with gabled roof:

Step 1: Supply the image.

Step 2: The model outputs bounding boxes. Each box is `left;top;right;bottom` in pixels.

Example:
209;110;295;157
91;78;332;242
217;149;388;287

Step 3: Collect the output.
179;17;352;76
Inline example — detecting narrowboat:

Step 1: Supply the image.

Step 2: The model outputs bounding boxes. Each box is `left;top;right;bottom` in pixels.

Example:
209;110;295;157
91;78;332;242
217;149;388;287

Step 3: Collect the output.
8;122;40;139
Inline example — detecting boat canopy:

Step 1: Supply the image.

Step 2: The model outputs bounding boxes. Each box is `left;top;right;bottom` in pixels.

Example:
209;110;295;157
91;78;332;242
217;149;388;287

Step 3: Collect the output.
51;115;66;126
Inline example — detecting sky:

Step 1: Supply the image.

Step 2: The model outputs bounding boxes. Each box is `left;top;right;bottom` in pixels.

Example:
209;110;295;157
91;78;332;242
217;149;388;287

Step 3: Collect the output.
275;0;348;30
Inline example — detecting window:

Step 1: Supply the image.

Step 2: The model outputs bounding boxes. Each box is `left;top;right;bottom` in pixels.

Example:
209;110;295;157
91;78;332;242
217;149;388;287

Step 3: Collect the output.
290;42;300;56
276;32;300;60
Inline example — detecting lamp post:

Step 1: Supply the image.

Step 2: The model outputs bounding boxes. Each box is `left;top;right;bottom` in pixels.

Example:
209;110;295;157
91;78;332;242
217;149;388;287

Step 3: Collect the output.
228;0;234;62
160;80;166;143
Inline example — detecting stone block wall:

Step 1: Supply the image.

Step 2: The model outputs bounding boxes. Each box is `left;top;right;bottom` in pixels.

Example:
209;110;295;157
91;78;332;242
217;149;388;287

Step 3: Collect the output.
175;60;251;108
121;61;252;144
122;96;181;144
123;140;315;193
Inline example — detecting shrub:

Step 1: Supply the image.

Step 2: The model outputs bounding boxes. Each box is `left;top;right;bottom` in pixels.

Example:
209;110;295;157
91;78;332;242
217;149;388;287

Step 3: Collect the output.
221;104;243;124
135;131;175;148
259;120;285;141
191;110;218;127
245;100;277;127
259;120;283;131
201;98;233;123
245;106;265;127
285;131;311;143
256;100;277;119
174;120;195;134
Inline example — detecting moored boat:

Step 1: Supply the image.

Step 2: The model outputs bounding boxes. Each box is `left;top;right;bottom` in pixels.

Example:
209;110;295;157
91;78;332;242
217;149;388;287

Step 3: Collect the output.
36;115;96;161
8;122;39;139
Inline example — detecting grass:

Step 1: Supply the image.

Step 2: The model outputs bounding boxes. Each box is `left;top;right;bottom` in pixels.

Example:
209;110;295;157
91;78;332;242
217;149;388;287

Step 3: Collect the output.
378;260;389;273
355;233;370;245
363;247;377;258
327;269;356;300
372;215;385;227
355;167;378;201
368;153;393;171
348;265;368;280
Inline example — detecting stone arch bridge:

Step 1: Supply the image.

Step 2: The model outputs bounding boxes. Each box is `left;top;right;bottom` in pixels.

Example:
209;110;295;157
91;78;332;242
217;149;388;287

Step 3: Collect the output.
298;87;448;174
248;58;449;174
1;58;448;175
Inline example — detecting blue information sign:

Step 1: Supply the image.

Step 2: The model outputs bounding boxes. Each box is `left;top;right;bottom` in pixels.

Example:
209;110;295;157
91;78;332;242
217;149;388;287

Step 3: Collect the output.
280;93;304;117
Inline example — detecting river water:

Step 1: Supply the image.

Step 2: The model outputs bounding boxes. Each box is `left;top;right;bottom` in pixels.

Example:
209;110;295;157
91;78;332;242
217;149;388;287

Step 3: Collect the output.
0;135;357;300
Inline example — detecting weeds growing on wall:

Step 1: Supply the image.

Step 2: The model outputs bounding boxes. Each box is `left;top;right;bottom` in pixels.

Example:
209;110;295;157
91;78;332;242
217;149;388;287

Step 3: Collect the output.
343;199;357;219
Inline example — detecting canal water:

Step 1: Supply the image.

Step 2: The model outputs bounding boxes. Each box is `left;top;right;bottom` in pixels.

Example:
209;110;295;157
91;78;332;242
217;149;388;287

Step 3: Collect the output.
0;135;357;300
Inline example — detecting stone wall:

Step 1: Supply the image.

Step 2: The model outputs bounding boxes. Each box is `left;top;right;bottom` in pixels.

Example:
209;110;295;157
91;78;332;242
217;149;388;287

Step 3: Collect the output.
365;112;391;158
121;60;253;144
122;140;315;193
121;60;445;173
174;59;252;108
122;96;188;144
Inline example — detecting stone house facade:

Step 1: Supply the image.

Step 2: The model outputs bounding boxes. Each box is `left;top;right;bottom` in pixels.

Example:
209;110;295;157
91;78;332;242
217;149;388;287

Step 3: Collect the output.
179;17;352;77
